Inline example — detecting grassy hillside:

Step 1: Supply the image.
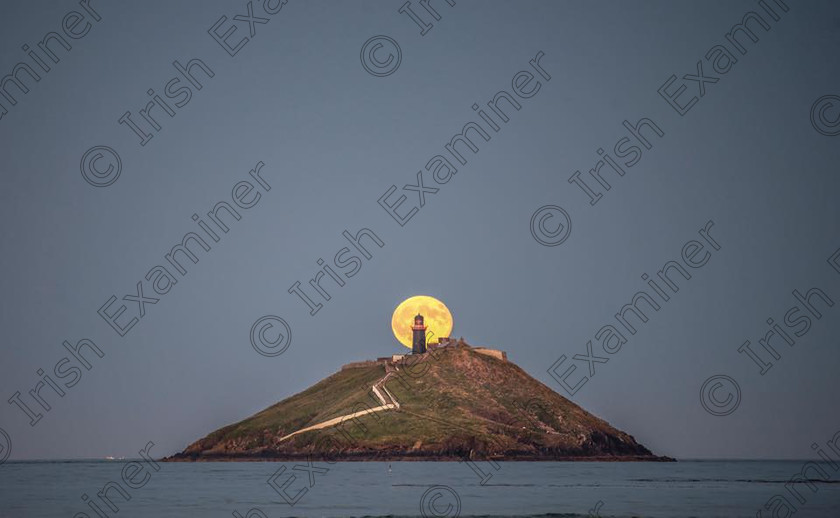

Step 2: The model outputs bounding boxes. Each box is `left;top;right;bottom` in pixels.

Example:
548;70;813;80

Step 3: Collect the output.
181;363;386;455
170;345;666;461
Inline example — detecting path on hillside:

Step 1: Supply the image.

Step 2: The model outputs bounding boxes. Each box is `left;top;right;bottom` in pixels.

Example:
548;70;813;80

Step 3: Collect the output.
276;366;401;443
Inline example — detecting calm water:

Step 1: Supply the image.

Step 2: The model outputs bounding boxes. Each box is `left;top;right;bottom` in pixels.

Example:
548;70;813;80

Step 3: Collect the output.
1;460;839;517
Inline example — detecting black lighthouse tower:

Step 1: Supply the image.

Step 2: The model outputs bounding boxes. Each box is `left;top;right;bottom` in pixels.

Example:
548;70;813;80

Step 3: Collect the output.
411;314;427;354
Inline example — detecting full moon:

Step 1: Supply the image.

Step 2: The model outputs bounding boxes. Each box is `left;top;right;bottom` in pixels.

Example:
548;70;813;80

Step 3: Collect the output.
391;295;453;349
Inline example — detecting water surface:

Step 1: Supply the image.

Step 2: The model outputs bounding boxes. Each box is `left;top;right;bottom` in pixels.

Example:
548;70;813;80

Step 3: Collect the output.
1;460;838;517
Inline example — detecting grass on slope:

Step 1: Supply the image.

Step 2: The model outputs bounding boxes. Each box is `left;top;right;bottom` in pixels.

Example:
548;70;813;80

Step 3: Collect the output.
186;346;650;458
198;364;385;447
289;347;563;452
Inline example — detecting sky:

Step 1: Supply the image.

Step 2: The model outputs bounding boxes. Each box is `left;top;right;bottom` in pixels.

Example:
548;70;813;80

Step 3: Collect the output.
0;0;839;462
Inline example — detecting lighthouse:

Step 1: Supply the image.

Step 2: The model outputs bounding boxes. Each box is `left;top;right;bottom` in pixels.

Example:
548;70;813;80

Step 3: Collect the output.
411;314;427;354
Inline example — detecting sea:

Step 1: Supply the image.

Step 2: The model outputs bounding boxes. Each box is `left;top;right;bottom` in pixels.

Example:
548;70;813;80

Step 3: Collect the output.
1;460;839;518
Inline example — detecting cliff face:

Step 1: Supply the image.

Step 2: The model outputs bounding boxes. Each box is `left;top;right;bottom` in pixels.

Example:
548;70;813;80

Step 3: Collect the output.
167;345;669;461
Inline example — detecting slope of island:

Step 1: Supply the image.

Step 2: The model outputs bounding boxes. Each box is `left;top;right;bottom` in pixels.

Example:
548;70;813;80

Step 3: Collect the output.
165;341;672;461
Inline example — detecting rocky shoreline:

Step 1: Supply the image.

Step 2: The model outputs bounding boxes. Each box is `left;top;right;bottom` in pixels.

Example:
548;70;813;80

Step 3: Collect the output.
163;451;675;462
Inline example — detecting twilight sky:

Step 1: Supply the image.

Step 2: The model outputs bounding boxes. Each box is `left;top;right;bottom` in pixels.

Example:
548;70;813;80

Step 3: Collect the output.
1;0;839;461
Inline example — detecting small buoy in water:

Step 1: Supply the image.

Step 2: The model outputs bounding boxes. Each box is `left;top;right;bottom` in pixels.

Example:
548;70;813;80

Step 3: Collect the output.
388;463;392;473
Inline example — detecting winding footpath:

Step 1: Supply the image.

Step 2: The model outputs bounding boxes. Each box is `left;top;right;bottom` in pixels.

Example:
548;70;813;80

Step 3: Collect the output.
276;365;401;443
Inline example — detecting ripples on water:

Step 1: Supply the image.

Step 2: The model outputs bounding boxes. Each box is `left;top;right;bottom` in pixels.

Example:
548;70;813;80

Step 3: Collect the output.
1;460;839;517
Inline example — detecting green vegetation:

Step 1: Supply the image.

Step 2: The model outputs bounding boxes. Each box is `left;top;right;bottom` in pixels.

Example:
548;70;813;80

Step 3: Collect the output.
171;346;667;461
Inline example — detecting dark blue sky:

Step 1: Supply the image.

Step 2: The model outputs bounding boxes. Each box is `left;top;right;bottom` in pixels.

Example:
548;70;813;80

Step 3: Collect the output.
1;0;839;461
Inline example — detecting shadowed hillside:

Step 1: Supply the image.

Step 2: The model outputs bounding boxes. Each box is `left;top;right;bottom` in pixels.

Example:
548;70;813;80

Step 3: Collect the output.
166;344;670;461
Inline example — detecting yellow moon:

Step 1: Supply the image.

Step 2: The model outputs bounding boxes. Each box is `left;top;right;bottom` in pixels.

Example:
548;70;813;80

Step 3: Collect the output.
391;295;453;349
